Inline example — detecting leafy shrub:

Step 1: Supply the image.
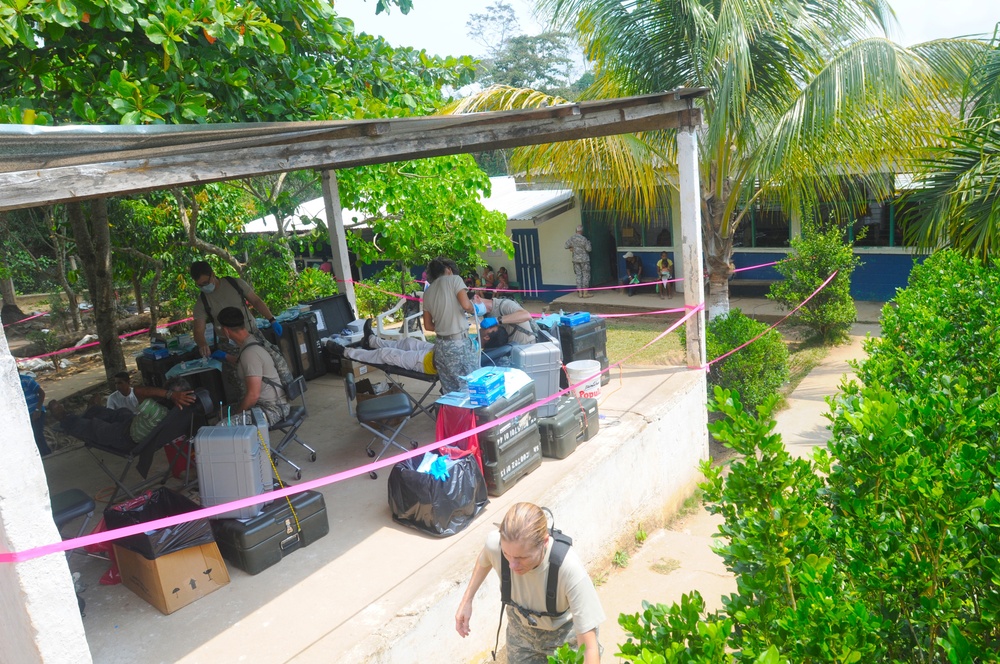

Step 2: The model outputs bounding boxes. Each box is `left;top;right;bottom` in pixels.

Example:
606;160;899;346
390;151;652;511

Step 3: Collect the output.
767;218;859;344
355;266;420;320
858;249;1000;393
703;309;788;412
291;267;338;304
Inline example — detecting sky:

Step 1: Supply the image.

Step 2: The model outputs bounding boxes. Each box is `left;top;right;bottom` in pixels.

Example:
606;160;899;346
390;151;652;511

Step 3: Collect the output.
333;0;999;58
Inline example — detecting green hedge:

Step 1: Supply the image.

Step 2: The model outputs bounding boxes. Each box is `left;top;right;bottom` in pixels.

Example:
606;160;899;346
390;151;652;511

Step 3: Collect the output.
553;251;1000;663
704;309;789;413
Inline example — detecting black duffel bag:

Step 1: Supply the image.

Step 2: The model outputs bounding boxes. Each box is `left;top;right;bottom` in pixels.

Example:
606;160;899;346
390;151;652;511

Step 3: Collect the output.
388;455;488;537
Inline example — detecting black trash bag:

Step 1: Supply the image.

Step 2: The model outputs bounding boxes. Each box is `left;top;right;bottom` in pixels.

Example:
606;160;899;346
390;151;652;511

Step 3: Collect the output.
104;488;214;560
388;455;488;537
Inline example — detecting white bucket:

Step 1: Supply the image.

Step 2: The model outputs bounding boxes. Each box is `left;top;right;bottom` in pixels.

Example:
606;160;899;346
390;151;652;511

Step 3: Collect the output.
566;360;602;400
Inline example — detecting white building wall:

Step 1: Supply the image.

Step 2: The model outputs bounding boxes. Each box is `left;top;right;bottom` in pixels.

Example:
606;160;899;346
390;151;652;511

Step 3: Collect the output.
502;207;584;290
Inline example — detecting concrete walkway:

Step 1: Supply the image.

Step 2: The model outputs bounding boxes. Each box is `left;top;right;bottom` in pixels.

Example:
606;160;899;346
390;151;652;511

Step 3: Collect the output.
591;320;878;659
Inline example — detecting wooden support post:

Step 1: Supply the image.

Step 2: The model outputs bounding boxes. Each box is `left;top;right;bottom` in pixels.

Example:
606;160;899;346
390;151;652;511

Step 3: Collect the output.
321;170;357;316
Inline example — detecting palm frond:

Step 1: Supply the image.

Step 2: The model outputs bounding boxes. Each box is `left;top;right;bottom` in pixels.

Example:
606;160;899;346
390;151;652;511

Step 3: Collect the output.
902;118;1000;262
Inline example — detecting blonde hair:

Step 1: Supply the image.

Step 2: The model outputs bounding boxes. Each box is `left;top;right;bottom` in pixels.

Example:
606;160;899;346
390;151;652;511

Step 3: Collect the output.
499;502;548;549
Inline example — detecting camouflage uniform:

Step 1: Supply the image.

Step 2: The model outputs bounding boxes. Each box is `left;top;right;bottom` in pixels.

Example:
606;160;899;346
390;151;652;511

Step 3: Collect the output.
256;397;290;428
504;606;577;664
564;232;592;290
219;329;281;403
432;335;478;394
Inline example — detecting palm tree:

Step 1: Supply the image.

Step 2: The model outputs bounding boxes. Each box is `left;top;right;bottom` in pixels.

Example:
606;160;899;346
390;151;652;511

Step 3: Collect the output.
902;31;1000;261
450;0;990;317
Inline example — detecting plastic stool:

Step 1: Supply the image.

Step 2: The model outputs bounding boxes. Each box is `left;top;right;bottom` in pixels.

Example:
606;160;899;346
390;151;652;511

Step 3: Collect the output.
51;489;96;539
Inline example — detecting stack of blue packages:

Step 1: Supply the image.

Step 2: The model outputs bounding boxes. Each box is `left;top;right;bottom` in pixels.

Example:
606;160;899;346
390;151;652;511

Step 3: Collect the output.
467;368;506;407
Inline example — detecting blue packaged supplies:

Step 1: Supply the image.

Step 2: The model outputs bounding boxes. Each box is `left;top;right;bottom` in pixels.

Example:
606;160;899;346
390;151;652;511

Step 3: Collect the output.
466;368;505;396
560;311;591;327
142;347;170;360
469;382;505;407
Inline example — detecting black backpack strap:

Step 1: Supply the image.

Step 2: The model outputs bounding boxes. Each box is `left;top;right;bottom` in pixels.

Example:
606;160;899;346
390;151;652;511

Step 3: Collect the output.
201;275;248;327
493;555;512;661
546;531;572;615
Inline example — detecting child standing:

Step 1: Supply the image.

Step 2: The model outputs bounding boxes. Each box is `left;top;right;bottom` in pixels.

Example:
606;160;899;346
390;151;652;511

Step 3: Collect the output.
656;252;674;299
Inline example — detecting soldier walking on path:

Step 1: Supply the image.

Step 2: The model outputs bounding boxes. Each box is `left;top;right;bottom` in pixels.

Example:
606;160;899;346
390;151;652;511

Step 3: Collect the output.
565;225;593;298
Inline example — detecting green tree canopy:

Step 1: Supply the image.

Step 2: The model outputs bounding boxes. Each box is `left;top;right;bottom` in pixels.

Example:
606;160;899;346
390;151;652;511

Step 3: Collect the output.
0;0;496;381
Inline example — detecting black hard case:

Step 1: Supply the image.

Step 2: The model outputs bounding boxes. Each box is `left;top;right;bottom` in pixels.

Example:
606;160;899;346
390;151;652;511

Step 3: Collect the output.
482;423;542;497
210;490;329;575
135;349;198;387
538;404;581;460
280;313;326;381
558;318;610;386
260;325;303;381
473;382;537;460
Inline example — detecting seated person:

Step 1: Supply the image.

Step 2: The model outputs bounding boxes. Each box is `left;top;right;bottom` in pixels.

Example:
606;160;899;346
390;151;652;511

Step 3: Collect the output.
215;306;291;426
656;251;674;299
475;293;537;346
481;265;495;292
496;267;510;292
622;251;643;296
106;371;140;413
48;378;195;454
19;371;51;457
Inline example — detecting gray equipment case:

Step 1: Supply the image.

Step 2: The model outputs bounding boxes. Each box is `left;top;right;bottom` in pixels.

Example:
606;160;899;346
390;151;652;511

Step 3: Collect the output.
510;341;562;417
195;408;272;520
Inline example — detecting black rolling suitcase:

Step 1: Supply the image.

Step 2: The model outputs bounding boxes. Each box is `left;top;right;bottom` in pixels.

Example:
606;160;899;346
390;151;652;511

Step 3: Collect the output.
211;490;329;575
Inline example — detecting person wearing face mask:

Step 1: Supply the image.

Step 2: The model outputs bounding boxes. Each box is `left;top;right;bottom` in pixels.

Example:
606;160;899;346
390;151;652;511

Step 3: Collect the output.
189;260;282;357
189;260;283;401
455;502;604;663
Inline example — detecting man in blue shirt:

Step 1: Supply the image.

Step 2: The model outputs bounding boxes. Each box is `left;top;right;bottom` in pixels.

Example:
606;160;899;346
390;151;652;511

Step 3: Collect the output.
19;372;51;457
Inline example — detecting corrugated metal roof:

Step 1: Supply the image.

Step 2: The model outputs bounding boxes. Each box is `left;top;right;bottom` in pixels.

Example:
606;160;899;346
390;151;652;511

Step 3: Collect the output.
483;177;573;222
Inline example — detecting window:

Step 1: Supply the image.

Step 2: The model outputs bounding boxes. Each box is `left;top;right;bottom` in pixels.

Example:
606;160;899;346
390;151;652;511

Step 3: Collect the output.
851;202;891;246
734;207;790;247
584;204;672;247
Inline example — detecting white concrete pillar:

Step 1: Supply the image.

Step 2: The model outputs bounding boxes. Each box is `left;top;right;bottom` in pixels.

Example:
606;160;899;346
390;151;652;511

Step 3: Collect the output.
321;170;357;316
677;126;707;369
0;329;91;663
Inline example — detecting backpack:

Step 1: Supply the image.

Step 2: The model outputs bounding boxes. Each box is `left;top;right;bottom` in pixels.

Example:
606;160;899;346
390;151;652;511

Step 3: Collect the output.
491;512;573;659
239;340;294;396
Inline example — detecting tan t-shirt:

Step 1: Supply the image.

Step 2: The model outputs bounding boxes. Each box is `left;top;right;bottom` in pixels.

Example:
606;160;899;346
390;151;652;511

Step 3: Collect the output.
478;530;605;634
192;277;258;332
493;298;536;346
424;274;469;336
237;340;284;406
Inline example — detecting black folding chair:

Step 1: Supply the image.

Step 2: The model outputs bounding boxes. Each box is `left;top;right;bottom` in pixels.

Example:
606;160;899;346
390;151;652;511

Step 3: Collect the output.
84;388;211;503
344;374;418;480
268;376;316;480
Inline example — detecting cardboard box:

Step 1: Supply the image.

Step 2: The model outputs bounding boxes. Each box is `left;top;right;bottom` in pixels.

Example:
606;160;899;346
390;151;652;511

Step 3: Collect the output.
339;358;371;381
115;542;230;615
